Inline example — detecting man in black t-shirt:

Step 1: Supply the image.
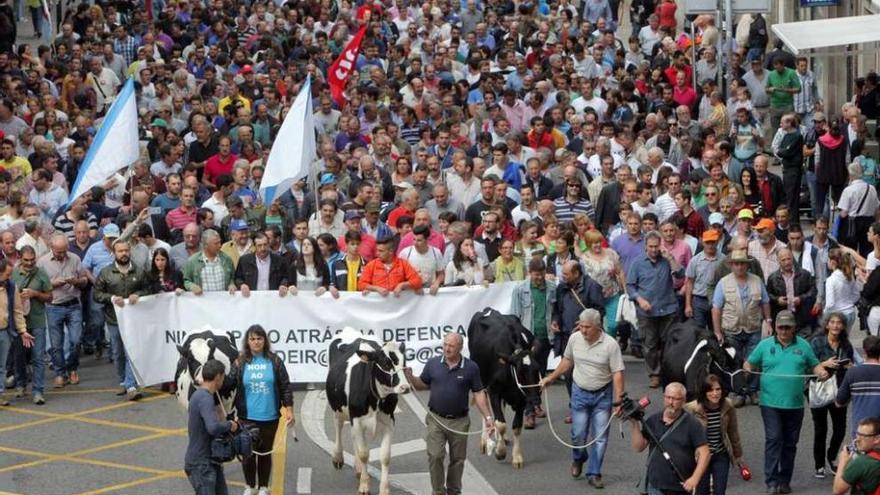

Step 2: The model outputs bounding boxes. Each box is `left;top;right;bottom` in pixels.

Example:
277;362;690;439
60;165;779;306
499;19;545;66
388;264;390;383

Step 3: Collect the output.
629;382;710;494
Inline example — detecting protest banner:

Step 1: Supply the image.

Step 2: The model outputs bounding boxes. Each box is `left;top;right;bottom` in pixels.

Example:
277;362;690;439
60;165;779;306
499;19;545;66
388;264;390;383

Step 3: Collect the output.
116;283;517;385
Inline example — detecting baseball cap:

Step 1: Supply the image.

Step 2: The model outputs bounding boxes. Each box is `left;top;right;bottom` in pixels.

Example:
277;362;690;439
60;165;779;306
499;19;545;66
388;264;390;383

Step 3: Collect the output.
102;223;121;239
365;202;381;213
344;210;363;221
320;173;337;186
737;209;754;220
775;310;797;327
709;212;724;226
702;230;720;243
150;118;168;128
230;218;249;231
727;249;750;264
812;112;826;122
239;65;253;74
394;181;414;190
756;218;776;231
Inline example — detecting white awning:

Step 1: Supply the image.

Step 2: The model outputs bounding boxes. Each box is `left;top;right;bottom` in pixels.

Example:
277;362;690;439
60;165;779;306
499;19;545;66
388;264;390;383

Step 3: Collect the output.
771;15;880;55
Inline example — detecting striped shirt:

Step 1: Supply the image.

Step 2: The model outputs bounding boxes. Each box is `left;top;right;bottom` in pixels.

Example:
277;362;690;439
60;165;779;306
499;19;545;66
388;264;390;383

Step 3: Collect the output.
553;197;596;225
794;70;820;114
52;212;98;241
705;408;724;454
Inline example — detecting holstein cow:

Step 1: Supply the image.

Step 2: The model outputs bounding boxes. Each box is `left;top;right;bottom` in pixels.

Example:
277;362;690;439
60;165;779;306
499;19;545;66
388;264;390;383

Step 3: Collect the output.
325;328;410;495
659;321;747;401
175;328;239;414
467;308;541;469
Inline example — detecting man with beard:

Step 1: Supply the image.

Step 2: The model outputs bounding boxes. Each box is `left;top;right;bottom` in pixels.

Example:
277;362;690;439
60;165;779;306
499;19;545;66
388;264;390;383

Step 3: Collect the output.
92;239;151;400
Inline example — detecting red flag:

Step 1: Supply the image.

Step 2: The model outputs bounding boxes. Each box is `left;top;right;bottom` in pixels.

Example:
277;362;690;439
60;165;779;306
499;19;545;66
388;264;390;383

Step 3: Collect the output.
327;26;368;110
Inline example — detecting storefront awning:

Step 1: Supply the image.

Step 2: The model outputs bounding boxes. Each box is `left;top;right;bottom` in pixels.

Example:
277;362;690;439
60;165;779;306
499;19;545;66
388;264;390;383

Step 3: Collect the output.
772;15;880;55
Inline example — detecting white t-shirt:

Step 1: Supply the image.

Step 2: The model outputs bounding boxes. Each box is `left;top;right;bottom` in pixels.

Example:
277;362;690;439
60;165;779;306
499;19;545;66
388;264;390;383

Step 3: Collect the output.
399;245;444;285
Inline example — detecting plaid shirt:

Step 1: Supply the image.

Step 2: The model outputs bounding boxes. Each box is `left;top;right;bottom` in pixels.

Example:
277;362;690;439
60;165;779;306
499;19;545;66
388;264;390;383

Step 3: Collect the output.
199;256;228;292
114;36;139;66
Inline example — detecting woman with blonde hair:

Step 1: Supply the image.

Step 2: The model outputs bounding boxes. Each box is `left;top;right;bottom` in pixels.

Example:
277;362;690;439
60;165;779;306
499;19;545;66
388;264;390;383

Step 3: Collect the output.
824;248;863;330
494;239;525;282
572;213;599;258
539;215;561;254
580;229;625;337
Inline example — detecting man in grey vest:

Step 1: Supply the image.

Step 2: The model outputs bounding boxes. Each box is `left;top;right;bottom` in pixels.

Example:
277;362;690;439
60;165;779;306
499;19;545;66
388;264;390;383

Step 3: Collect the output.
711;249;771;407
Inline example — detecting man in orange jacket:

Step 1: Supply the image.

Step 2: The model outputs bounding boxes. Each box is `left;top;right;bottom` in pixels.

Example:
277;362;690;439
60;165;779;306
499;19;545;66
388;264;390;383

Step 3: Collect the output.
359;237;423;296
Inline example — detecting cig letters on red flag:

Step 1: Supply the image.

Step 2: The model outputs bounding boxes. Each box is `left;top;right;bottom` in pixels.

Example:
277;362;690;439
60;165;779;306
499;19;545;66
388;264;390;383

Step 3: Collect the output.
327;26;368;110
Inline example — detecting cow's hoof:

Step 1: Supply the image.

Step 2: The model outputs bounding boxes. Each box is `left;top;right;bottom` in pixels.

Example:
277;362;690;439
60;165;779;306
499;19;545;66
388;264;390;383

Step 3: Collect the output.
332;459;343;470
479;442;487;454
495;451;507;461
512;459;524;469
358;490;370;495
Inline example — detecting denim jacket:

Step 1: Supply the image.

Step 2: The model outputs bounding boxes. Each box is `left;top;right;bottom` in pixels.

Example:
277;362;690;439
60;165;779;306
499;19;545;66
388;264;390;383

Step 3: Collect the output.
510;279;557;337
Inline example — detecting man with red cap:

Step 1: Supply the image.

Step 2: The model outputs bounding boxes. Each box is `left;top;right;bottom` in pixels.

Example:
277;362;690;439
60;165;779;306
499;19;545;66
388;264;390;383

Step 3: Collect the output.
685;229;726;328
748;218;786;283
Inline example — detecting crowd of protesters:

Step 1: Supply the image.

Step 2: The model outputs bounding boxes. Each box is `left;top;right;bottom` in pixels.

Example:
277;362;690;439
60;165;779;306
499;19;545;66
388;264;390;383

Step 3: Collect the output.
1;0;880;493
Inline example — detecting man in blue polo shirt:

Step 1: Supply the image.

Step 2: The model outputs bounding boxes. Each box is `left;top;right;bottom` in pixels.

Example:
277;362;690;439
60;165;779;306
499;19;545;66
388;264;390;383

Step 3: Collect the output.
745;310;829;494
405;333;495;495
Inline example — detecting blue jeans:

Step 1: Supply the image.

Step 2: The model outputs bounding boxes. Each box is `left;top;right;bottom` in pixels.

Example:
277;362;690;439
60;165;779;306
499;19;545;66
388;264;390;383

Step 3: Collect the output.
697;450;730;495
570;383;612;477
185;462;228;495
760;406;804;489
106;323;136;389
47;302;83;376
727;331;761;393
692;296;711;329
82;292;105;349
13;326;47;394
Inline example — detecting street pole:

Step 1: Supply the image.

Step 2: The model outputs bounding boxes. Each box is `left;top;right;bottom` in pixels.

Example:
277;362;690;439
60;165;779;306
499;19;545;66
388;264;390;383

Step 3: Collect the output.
724;0;734;96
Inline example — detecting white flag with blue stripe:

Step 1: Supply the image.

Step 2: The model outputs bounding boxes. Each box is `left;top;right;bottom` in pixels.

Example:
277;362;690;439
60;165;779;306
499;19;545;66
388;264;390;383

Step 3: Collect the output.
67;77;140;206
260;76;316;205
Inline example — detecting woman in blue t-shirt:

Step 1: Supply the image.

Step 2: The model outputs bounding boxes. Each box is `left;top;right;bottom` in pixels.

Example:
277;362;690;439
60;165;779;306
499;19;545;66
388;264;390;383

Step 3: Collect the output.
231;325;294;495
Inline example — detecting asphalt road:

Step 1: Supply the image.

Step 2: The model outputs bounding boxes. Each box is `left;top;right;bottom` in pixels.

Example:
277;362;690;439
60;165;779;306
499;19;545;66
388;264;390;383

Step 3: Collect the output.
0;350;851;495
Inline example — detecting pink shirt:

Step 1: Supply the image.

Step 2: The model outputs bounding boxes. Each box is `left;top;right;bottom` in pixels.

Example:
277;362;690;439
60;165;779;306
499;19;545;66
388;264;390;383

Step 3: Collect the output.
396;229;446;255
662;239;692;290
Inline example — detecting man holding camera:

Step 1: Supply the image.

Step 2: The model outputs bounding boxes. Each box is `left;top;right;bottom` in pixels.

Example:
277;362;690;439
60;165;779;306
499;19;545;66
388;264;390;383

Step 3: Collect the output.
629;382;710;494
832;416;880;495
540;308;624;489
185;359;237;495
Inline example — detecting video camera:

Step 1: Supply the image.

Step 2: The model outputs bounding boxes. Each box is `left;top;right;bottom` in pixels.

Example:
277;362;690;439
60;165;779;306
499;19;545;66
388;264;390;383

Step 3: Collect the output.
618;392;651;421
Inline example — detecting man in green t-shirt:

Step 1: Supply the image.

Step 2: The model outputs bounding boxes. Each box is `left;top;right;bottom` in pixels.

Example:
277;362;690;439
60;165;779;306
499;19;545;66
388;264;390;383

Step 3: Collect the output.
745;309;829;494
833;416;880;495
766;58;802;133
11;245;53;405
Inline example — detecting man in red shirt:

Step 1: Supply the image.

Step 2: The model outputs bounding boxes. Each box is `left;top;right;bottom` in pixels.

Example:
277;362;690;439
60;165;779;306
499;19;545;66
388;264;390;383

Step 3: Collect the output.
527;116;555;150
337;210;377;261
203;136;237;190
359;237;423;296
386;187;419;234
166;187;199;232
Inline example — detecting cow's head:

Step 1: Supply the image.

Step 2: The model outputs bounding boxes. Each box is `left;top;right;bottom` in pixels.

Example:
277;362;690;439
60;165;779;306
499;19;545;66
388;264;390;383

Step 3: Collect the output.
174;329;239;413
369;341;410;397
499;333;541;399
704;338;748;396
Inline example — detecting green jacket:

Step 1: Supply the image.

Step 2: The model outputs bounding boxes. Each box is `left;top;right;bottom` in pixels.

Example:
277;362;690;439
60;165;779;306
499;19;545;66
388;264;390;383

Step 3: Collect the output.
93;264;152;325
182;251;235;292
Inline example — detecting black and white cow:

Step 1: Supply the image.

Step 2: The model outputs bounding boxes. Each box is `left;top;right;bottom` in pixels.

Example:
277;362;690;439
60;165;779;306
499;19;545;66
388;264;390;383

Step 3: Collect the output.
467;308;541;469
175;329;239;414
659;321;747;400
325;327;410;495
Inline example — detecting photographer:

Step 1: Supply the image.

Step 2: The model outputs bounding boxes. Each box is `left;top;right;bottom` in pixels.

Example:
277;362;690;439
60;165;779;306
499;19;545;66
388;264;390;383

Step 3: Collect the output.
832;416;880;495
629;382;711;494
185;359;237;495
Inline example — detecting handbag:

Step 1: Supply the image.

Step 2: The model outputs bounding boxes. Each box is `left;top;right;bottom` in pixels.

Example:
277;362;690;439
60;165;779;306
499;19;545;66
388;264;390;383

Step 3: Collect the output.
808;377;838;408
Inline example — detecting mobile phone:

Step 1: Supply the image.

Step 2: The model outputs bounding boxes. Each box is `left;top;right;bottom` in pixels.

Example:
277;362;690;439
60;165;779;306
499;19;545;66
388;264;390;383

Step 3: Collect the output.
148;207;162;215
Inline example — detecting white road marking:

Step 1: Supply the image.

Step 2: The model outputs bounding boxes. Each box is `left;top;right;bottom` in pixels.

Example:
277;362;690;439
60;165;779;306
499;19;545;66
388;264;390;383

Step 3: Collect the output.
296;467;312;494
300;391;500;495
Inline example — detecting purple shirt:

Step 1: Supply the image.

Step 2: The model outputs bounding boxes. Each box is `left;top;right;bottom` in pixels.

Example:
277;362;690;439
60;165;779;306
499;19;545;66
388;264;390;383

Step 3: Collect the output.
611;233;645;274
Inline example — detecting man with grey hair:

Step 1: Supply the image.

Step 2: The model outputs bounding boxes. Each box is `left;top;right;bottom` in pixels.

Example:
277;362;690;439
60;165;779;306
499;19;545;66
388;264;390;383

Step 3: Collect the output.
626;230;682;388
424;184;465;230
171;223;202;269
629;382;710;494
182;229;236;295
646;147;676;185
541;307;624;488
837;161;880;255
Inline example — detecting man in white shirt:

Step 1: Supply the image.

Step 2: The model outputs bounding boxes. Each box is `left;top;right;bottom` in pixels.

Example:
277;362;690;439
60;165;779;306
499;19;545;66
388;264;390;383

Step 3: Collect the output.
398;225;445;294
88;57;121;116
446;156;482;207
511;183;540;228
571;79;608;118
638;15;662;57
200;175;234;225
29;169;67;222
654;173;683;223
838;162;880;255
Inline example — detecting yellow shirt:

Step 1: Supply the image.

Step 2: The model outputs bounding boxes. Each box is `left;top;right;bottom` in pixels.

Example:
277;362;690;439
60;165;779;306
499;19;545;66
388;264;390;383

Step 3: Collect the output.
346;258;361;291
2;156;33;180
218;95;252;116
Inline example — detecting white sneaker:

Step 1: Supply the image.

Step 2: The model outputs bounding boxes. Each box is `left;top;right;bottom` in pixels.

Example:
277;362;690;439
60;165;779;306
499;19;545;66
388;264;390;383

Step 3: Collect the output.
242;488;255;495
257;488;270;495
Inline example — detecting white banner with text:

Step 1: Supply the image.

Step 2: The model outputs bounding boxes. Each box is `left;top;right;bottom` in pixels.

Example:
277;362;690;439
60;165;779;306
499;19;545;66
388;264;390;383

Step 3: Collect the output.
116;283;517;385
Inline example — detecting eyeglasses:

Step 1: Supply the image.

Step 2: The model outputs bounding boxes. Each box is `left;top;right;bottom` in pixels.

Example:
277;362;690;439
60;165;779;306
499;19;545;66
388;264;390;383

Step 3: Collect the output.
856;431;879;437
